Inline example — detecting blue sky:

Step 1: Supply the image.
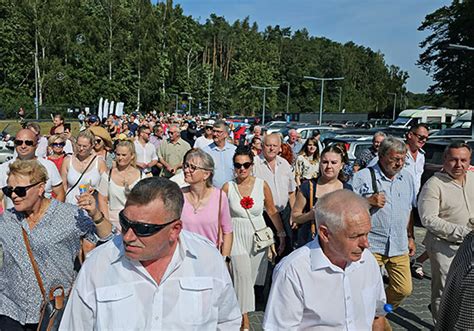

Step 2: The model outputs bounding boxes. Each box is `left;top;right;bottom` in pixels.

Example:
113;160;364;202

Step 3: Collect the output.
166;0;451;93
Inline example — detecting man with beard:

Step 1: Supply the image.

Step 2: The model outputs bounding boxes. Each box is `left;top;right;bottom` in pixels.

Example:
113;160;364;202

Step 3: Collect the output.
134;125;158;175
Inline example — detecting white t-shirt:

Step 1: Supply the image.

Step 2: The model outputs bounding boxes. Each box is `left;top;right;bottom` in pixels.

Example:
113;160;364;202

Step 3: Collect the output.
194;136;213;150
1;157;63;209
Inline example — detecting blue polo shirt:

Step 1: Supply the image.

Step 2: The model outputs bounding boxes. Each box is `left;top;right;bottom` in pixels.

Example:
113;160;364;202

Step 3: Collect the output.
203;142;236;188
351;163;416;257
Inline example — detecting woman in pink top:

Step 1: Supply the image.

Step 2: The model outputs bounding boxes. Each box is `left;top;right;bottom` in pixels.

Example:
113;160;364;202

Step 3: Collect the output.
181;148;233;257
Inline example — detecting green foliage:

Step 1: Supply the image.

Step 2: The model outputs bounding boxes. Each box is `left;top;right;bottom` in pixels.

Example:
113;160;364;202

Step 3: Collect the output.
1;0;409;117
418;0;474;108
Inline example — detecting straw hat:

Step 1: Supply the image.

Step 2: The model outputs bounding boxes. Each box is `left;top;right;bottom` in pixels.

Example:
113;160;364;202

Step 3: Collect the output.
88;126;113;149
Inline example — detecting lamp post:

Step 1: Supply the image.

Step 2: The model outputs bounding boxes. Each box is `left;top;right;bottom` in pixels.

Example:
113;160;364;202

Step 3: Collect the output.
284;81;290;114
303;76;344;125
446;43;474;138
387;92;397;120
251;85;279;125
169;93;179;113
337;87;343;112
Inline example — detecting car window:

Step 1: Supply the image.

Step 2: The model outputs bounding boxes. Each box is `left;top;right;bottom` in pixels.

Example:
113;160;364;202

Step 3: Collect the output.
300;130;308;139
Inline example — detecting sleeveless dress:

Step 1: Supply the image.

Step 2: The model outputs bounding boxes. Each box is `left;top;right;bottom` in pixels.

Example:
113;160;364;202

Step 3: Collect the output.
65;157;102;205
227;177;268;314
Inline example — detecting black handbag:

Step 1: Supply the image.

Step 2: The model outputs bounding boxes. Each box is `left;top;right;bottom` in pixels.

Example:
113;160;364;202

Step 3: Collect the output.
22;229;68;331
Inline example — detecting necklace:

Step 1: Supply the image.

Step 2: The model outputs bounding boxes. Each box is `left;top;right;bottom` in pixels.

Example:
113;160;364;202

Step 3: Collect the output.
188;188;209;214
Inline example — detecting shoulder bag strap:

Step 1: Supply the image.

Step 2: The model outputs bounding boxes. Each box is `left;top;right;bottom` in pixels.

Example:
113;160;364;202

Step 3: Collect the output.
309;180;316;237
217;188;223;250
21;228;46;300
368;167;378;194
233;182;259;233
66;155;97;197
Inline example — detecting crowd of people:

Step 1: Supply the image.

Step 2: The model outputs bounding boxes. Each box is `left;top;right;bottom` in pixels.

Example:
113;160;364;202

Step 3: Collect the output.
0;111;472;330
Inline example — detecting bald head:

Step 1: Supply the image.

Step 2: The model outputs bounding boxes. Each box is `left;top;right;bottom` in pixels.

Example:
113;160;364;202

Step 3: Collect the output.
15;129;38;159
262;133;282;162
315;189;370;232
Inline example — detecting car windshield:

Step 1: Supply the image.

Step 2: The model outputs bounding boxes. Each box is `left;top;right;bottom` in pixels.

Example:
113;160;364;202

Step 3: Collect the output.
392;117;411;125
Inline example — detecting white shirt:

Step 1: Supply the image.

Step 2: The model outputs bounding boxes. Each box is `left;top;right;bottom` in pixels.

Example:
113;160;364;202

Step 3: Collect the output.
36;136;48;158
0;157;63;209
404;149;425;195
134;140;158;164
194;136;213;150
59;231;241;331
263;238;386;331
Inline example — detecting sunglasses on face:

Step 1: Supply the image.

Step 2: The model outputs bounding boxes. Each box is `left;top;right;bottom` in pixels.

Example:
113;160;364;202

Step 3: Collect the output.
234;162;252;169
14;139;35;147
119;210;178;237
52;142;65;148
2;182;42;198
412;133;428;141
183;162;208;173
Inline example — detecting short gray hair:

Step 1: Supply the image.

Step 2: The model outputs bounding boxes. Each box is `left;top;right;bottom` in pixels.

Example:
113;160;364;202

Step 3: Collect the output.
373;131;386;141
378;136;406;158
315;189;370;232
213;120;229;134
183;148;215;187
125;177;184;219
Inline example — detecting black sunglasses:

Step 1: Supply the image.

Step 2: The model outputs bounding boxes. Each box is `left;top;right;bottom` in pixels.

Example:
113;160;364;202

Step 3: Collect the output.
52;142;65;148
95;139;103;144
119;210;178;237
14;139;35;147
234;162;252;169
2;182;42;198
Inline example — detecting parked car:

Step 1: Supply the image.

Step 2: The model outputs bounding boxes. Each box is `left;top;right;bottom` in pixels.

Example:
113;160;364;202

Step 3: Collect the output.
323;134;373;163
0;140;14;164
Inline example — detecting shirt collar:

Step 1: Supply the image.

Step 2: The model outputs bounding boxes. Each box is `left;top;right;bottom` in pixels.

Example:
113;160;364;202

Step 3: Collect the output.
310;237;366;273
210;141;232;151
374;162;404;182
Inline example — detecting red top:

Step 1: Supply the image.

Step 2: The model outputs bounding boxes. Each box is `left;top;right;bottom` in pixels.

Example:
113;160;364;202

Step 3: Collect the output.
47;154;65;172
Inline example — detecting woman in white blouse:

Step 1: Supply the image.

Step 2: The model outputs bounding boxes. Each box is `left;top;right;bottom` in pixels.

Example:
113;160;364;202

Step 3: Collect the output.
98;140;148;229
295;137;320;186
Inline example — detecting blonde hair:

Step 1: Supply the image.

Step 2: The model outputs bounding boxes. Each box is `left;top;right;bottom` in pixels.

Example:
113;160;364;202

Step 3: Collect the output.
8;159;49;184
76;129;95;146
48;134;64;146
114;140;137;167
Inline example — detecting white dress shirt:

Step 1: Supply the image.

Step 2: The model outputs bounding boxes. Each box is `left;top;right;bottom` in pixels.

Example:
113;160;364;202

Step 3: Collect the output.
263;238;386;331
59;231;241;331
134;140;158;165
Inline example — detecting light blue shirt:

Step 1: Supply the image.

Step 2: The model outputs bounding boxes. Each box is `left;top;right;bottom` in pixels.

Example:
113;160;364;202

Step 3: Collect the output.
203;142;236;189
351;163;416;257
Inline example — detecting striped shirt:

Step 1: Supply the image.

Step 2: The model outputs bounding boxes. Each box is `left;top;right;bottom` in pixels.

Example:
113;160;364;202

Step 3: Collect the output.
351;163;416;257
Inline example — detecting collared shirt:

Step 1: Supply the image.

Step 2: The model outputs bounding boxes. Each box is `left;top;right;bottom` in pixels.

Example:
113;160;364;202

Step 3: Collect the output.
253;155;296;211
418;171;474;244
59;231;241;330
351;163;415;257
263;238;386;331
0;200;100;324
404;148;425;194
194;136;213;150
134;140;158;164
149;135;164;150
203;142;236;189
157;138;191;178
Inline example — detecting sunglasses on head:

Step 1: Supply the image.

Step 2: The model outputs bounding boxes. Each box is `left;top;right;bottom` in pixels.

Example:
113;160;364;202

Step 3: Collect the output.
234;162;252;169
14;139;35;147
2;182;42;198
52;142;65;148
119;210;178;237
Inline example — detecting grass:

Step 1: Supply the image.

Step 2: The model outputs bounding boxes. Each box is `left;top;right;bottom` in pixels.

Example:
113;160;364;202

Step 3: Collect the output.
0;119;81;136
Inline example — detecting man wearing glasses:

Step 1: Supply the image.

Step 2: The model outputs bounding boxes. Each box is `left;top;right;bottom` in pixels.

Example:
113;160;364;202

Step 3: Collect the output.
157;124;191;178
0;129;65;209
59;177;241;330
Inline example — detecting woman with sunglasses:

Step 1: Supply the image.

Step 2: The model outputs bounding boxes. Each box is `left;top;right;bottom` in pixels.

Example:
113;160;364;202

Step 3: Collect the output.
0;159;113;329
295;137;320;186
180;148;233;256
47;134;66;171
61;130;107;205
222;146;286;331
89;126;114;170
97;140;147;230
292;144;351;248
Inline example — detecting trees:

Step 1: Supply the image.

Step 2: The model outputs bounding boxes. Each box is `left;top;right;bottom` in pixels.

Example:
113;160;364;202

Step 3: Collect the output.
0;0;409;118
418;0;474;108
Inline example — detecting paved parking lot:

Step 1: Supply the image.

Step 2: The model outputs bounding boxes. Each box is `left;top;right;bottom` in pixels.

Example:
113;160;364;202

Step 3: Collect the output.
249;226;435;330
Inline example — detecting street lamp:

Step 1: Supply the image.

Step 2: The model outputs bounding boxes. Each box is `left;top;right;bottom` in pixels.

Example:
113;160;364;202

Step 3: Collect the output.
283;81;290;114
168;93;179;113
303;76;344;125
337;87;343;113
251;85;279;125
387;92;397;120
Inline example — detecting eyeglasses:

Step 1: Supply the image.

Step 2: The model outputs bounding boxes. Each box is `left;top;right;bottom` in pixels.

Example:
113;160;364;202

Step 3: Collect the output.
119;210;178;237
205;126;213;130
183;162;208;173
2;182;42;198
412;133;428;141
14;139;35;147
95;139;103;145
234;162;252;169
52;142;65;148
213;129;225;135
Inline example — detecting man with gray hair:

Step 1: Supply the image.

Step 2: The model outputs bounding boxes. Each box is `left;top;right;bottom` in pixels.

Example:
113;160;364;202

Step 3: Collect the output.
352;137;416;320
353;131;386;172
263;190;387;330
203;120;236;188
60;177;241;330
157;123;191;178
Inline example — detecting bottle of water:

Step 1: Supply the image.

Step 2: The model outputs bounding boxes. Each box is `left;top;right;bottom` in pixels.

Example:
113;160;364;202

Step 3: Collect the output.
376;300;393;316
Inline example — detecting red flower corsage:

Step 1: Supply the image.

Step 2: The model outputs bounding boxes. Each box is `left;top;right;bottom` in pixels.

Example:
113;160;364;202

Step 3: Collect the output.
240;196;254;209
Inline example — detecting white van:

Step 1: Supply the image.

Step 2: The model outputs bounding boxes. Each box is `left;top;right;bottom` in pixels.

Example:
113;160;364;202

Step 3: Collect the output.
451;110;473;129
390;107;470;129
